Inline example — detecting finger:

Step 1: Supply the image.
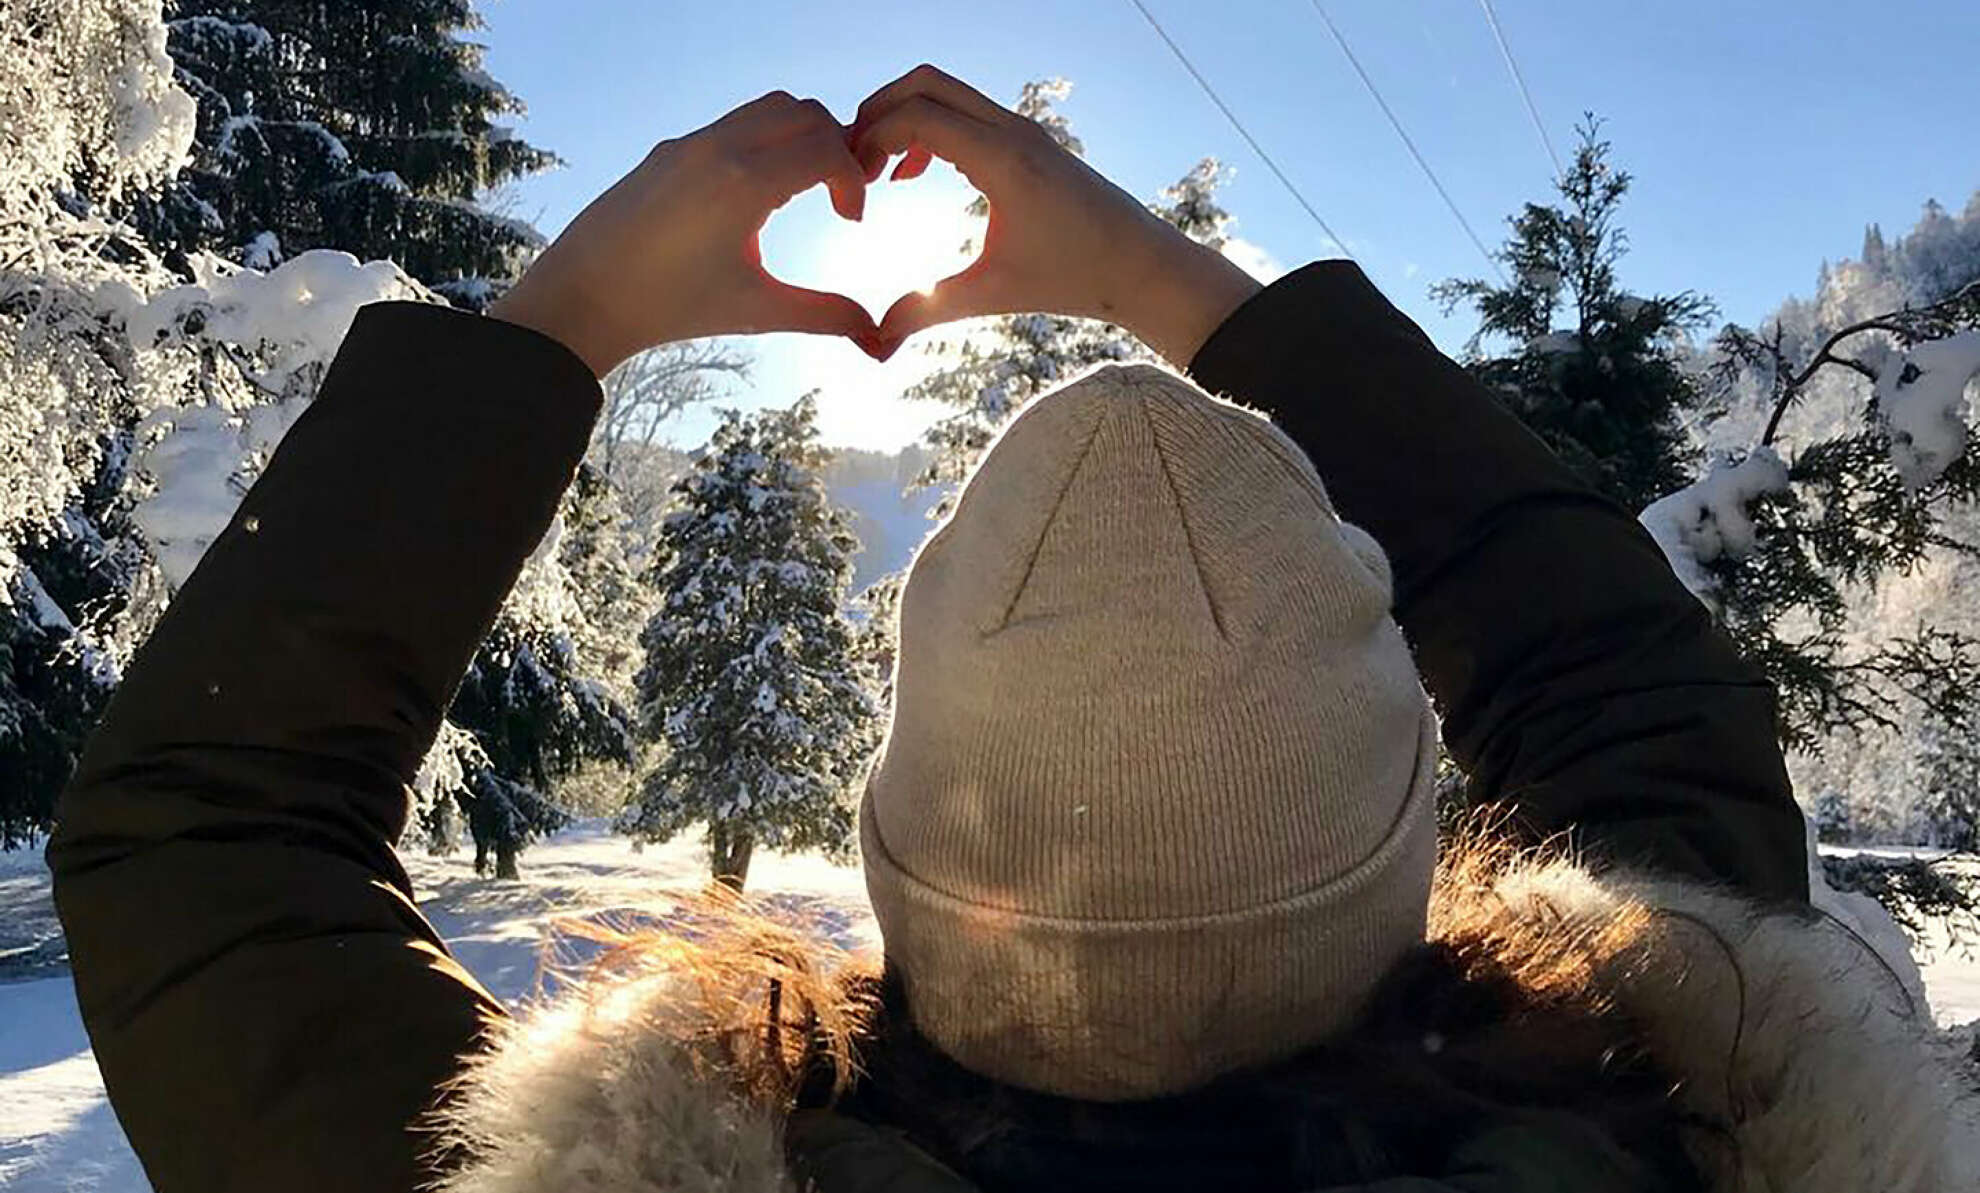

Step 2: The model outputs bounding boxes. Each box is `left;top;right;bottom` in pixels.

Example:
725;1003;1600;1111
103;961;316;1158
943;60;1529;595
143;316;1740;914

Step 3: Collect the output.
891;144;934;182
845;111;889;183
713;89;802;136
786;96;845;142
756;128;868;222
853;64;1011;135
850;97;1004;189
749;279;879;340
854;138;889;184
772;100;866;220
873;257;1005;352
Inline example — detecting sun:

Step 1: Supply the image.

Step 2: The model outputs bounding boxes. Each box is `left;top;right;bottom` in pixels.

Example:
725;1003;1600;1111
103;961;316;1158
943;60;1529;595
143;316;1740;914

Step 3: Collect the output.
744;165;990;450
800;163;983;322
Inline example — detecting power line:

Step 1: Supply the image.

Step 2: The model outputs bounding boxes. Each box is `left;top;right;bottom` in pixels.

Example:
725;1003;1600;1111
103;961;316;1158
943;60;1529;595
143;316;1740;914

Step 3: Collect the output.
1305;0;1505;282
1127;0;1357;261
1478;0;1563;178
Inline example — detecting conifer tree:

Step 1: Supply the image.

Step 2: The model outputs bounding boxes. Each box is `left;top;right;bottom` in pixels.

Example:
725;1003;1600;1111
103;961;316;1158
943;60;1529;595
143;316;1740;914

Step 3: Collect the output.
1687;196;1980;892
1;0;196;846
558;461;650;704
1634;191;1980;933
445;613;635;878
0;442;150;846
1433;129;1980;926
128;0;637;877
1436;124;1980;761
1433;119;1714;512
1917;707;1980;853
1701;281;1980;753
0;2;611;872
628;396;878;888
149;0;558;304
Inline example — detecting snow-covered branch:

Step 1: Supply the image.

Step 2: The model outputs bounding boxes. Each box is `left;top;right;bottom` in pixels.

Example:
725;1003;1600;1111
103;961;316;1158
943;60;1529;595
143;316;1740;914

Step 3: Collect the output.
1876;329;1980;489
1639;448;1791;602
106;250;429;586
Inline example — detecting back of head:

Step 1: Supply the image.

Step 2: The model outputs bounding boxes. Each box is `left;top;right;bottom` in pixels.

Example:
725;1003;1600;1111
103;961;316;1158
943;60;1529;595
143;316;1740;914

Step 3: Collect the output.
861;363;1439;1101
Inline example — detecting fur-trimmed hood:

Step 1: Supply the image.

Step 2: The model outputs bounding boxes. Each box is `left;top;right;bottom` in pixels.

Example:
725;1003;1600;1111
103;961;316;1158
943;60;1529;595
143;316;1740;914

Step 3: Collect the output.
428;855;1979;1193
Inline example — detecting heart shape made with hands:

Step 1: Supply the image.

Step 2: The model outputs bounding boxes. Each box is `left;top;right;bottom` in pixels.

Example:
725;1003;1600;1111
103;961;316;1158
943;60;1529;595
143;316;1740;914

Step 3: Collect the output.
758;165;984;349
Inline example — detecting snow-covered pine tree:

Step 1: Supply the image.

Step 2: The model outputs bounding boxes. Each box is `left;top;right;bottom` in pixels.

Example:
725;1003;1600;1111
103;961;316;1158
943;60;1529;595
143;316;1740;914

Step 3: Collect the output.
117;246;642;879
1;0;197;845
1434;123;1980;769
1687;194;1980;847
627;395;878;888
0;1;623;877
0;443;153;847
149;0;558;305
402;483;632;877
850;570;904;714
445;620;634;878
1917;709;1980;852
903;80;1245;496
141;0;636;876
1812;788;1856;846
1432;119;1714;513
1153;157;1238;249
558;461;649;704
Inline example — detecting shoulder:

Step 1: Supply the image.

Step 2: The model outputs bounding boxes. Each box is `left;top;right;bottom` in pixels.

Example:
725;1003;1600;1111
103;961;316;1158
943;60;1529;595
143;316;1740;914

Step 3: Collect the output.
1434;841;1978;1193
421;905;869;1193
423;962;798;1193
424;849;1977;1193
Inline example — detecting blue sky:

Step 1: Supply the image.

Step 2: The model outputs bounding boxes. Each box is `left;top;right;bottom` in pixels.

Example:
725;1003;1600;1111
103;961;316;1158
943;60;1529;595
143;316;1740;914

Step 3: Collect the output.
477;0;1978;449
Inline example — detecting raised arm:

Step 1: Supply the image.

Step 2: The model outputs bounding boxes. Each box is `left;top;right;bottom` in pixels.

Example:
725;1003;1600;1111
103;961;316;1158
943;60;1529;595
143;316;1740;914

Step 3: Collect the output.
851;64;1807;903
49;93;884;1192
47;305;598;1190
1186;263;1808;902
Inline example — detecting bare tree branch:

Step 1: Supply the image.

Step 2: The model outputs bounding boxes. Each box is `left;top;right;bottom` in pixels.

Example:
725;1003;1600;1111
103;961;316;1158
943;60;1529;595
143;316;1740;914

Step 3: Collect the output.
1754;281;1980;447
594;340;750;480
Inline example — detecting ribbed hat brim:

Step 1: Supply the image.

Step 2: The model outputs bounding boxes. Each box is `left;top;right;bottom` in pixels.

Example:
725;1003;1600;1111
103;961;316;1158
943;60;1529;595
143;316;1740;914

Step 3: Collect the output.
861;703;1440;1101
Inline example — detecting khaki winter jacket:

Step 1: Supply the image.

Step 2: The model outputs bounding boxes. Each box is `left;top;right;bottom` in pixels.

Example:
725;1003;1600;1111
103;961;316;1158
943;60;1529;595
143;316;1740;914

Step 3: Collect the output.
51;263;1864;1192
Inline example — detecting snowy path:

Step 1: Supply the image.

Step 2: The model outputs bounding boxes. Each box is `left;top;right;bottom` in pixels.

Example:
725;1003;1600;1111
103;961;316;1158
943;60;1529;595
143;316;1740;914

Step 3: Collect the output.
2;826;1975;1192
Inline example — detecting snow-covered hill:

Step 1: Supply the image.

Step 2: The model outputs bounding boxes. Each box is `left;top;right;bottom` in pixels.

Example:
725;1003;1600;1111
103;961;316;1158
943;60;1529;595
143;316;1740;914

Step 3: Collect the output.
1705;190;1980;842
821;443;947;592
2;825;1976;1191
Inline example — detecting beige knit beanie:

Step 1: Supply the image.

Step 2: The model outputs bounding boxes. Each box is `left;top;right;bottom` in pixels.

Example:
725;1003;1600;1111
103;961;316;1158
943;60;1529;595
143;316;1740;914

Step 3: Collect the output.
861;363;1438;1102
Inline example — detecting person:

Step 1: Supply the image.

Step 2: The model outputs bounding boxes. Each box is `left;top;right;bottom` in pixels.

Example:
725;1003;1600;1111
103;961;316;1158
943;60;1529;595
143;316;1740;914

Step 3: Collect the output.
47;66;1968;1193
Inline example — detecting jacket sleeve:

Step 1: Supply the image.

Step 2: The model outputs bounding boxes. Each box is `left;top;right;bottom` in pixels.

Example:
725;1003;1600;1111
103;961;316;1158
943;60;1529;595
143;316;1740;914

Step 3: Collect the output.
46;302;603;1192
1189;262;1808;903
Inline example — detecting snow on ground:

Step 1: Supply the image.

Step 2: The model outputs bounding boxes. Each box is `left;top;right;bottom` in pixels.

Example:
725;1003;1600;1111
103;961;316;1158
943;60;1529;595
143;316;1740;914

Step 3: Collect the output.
1823;845;1980;1028
2;826;1977;1191
1922;927;1980;1029
0;823;873;1192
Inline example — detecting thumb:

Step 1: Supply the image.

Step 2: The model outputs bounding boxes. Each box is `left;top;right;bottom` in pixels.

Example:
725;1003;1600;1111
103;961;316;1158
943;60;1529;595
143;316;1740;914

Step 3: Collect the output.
872;257;1002;360
750;279;879;341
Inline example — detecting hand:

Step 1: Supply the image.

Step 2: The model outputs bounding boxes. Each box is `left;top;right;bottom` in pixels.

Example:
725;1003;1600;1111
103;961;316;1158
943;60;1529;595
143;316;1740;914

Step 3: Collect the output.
847;65;1261;367
491;91;878;377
